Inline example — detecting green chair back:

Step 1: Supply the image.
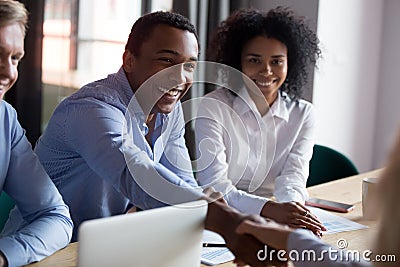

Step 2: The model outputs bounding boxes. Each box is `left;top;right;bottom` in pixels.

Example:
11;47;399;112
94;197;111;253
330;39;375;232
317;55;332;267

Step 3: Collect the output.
307;144;359;187
0;192;15;231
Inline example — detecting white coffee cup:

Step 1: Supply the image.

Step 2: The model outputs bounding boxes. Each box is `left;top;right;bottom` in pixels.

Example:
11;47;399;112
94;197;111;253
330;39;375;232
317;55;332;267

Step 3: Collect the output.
362;177;380;220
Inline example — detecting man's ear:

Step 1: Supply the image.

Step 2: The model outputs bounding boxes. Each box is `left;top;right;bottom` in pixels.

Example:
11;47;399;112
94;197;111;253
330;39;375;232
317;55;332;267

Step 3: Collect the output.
123;50;135;72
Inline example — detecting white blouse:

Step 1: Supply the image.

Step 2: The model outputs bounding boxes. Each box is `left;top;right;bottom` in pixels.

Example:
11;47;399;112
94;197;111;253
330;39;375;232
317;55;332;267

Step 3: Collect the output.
194;87;315;215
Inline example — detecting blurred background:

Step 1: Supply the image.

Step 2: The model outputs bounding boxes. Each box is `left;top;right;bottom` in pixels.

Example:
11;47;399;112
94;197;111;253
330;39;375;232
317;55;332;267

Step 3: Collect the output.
7;0;400;173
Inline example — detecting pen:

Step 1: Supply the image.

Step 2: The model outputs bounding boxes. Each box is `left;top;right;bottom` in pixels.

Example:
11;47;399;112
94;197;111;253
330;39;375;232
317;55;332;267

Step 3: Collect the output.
202;243;226;247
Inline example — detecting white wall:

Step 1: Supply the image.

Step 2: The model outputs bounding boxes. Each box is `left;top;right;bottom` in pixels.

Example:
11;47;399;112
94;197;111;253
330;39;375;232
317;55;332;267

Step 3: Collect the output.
313;0;389;172
372;0;400;169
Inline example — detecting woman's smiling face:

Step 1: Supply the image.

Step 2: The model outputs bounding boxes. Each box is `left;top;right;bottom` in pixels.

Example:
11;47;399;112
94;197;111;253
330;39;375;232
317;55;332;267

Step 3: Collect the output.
241;36;288;105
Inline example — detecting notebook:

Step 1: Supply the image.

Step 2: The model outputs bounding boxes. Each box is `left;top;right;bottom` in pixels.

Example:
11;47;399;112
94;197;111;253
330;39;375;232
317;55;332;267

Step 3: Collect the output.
201;230;235;265
77;200;208;267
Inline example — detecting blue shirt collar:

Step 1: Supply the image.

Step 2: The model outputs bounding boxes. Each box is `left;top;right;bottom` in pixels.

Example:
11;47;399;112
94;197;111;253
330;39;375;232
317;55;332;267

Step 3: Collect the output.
115;67;134;108
120;67;169;136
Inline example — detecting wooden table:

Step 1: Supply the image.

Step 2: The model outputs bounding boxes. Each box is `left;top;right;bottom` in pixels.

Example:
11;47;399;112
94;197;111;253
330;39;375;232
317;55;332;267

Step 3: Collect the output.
308;168;382;252
25;169;383;267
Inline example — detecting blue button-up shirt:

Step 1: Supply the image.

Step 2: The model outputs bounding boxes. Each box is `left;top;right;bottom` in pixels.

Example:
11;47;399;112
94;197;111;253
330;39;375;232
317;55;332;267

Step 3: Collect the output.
35;67;202;241
0;101;73;267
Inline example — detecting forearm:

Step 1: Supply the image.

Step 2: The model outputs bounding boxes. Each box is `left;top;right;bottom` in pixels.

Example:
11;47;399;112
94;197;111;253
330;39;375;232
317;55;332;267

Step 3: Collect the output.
199;170;269;215
288;229;370;267
274;173;309;203
123;148;203;208
204;199;242;234
0;210;72;267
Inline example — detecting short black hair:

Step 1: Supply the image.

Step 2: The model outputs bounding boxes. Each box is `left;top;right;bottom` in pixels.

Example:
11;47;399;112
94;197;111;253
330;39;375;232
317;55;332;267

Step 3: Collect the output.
125;11;199;55
208;7;321;99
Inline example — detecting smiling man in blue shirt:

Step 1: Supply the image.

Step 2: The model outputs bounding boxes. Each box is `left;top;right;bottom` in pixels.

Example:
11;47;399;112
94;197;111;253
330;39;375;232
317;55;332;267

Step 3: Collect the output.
0;1;73;266
32;11;284;266
35;11;202;242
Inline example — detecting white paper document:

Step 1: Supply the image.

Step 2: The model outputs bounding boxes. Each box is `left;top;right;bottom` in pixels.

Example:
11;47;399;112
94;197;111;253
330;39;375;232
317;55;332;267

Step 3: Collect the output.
307;206;368;234
200;208;367;265
201;230;235;265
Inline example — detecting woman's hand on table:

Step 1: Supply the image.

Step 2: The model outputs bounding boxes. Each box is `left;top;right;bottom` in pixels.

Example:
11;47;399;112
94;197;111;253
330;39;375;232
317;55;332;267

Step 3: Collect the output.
261;201;326;237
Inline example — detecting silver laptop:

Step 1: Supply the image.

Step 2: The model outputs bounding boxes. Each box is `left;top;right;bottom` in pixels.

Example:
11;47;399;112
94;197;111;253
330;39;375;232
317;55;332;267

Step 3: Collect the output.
77;200;207;267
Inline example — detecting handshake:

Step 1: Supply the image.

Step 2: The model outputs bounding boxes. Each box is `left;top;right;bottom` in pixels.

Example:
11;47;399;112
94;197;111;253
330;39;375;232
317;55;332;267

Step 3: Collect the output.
203;188;326;267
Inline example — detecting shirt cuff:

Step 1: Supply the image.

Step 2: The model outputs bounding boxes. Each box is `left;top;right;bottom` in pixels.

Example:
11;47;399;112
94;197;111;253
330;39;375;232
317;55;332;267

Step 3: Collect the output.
287;229;370;267
275;188;309;204
225;190;270;215
0;237;26;267
287;228;316;251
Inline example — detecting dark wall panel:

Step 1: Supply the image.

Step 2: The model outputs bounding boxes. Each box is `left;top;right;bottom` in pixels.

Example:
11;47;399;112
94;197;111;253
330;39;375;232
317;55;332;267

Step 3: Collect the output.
6;0;45;145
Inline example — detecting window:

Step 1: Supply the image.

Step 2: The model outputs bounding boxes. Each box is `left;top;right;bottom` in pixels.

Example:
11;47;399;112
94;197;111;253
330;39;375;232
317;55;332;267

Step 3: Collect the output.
42;0;142;88
41;0;175;130
41;0;174;130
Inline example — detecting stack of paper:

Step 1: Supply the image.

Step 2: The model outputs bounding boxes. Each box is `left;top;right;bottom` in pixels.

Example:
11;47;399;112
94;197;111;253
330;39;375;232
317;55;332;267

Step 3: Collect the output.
307;206;368;234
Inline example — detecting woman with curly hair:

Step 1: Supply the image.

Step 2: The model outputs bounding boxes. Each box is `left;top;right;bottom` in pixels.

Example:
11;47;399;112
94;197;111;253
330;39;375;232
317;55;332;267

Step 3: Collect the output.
195;7;325;233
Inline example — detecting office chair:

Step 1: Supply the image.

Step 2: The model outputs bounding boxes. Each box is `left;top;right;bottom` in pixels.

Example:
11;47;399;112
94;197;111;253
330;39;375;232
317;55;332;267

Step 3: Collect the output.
0;192;15;231
307;144;359;187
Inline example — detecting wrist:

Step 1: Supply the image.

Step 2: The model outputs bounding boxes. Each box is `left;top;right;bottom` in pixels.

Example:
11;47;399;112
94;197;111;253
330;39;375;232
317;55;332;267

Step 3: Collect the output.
205;200;242;236
260;200;277;218
268;225;294;251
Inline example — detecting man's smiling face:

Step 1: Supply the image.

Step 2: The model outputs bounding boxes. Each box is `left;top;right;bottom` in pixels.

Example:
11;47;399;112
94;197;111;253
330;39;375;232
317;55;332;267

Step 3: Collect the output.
0;23;25;101
123;24;198;115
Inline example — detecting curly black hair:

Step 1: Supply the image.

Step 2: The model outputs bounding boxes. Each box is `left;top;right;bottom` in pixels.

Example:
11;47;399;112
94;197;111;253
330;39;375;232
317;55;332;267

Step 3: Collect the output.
125;11;199;55
208;7;321;99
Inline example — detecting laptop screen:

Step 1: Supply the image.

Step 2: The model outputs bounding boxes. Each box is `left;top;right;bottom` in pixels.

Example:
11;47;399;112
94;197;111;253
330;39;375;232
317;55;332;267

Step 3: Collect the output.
77;200;208;267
